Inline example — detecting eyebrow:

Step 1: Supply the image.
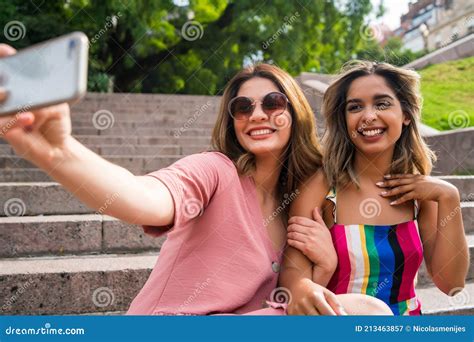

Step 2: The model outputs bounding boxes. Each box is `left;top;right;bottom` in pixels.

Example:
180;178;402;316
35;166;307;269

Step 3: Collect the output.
346;93;395;104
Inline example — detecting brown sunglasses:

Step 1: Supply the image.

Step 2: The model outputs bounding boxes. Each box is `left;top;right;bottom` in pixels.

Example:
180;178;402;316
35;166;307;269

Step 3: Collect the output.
228;92;290;120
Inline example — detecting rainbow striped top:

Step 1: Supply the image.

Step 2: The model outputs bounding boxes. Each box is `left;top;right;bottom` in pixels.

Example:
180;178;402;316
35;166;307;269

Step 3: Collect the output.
325;188;424;315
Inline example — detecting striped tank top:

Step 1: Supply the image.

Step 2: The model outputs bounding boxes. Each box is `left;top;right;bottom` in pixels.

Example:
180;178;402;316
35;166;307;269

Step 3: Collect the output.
325;188;423;315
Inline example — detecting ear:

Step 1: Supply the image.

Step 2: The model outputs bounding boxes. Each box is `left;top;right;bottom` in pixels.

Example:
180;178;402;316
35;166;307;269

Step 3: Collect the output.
402;113;411;126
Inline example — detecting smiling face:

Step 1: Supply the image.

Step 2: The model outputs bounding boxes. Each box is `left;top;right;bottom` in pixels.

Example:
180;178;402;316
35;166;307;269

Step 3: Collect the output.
345;74;411;156
232;77;292;157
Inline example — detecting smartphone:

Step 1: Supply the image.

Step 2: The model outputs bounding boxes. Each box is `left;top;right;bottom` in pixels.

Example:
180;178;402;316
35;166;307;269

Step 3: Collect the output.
0;31;89;115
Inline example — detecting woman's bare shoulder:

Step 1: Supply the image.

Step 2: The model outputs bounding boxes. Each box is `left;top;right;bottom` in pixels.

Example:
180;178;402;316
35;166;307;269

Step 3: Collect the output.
299;169;330;195
291;169;330;217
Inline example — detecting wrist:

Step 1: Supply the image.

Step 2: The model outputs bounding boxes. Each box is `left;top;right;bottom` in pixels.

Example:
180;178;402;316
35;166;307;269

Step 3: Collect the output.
317;252;338;274
314;262;336;275
40;135;78;171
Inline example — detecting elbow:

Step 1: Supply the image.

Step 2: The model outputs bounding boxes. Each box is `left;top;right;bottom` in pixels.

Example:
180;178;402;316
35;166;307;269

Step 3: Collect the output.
433;276;466;296
429;257;469;296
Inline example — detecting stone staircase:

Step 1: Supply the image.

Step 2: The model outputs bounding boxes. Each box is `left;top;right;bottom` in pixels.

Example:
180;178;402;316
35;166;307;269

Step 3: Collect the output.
0;92;473;315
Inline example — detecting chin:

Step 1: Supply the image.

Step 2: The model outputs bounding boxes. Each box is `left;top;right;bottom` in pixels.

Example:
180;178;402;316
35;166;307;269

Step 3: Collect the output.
355;143;391;156
247;144;286;157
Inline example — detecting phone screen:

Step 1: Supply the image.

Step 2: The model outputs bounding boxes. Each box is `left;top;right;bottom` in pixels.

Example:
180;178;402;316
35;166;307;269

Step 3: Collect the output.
0;32;88;115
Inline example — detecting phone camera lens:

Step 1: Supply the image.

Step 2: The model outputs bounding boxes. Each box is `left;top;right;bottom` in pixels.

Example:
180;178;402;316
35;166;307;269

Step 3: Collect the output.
68;39;77;58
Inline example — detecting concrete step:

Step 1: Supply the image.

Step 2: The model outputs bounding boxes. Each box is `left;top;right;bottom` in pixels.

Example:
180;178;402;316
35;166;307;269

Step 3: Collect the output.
0;168;157;182
0;214;165;257
2;179;473;227
70;94;220;118
417;234;474;287
71;117;217;128
0;169;53;182
0;155;181;171
0;144;181;156
0;135;212;146
438;176;474;202
0;250;471;315
417;281;474;315
0;144;210;157
0;252;156;314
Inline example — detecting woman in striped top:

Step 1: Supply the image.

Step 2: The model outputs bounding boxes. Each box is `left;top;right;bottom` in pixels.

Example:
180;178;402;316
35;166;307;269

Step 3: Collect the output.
280;61;469;315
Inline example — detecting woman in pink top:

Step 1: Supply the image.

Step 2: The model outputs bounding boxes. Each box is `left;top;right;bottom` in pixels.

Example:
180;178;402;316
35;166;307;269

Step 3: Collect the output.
0;43;390;315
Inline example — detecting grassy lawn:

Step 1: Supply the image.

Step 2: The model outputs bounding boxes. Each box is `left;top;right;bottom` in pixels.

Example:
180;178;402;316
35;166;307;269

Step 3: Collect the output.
419;56;474;131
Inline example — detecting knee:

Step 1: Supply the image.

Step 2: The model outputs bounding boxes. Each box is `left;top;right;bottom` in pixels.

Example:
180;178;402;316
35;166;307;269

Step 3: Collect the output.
359;295;393;315
337;294;393;315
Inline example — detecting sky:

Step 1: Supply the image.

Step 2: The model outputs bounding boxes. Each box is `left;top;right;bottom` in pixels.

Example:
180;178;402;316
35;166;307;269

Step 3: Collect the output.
371;0;412;30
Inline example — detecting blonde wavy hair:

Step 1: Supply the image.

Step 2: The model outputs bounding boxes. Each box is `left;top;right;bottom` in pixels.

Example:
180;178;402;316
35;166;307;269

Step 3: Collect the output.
212;63;323;200
322;60;436;188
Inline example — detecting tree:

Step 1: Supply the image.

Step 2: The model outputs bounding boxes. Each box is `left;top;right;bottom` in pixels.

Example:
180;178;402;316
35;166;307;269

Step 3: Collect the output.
1;0;375;94
356;36;425;66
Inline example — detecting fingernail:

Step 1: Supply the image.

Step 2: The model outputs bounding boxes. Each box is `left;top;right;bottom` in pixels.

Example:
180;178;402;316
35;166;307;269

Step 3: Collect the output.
376;182;384;186
380;191;387;195
340;307;348;315
384;174;391;179
390;201;396;205
0;88;8;101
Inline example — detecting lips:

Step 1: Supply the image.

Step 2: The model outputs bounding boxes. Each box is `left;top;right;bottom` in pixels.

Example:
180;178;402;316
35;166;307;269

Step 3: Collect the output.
246;127;276;136
357;127;386;137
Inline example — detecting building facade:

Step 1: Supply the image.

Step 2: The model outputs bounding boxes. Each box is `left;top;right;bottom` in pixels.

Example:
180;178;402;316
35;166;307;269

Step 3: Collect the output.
395;0;474;52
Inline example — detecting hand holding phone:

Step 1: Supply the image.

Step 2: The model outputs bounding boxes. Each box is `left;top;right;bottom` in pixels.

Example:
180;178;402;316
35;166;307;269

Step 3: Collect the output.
0;32;88;116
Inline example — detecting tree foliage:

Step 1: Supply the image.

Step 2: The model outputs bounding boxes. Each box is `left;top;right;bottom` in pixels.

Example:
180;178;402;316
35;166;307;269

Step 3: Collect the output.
1;0;389;94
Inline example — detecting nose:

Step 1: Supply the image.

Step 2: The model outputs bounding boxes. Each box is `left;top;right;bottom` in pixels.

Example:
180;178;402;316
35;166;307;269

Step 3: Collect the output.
361;107;377;124
248;102;268;122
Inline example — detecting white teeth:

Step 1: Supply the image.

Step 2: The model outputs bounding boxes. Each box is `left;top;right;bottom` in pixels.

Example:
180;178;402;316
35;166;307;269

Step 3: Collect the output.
361;129;384;137
249;129;273;136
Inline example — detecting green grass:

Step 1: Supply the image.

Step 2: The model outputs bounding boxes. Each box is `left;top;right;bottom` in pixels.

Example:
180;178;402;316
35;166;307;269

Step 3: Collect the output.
419;56;474;131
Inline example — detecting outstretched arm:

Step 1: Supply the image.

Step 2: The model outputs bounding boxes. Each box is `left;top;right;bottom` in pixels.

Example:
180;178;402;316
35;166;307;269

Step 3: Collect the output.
0;44;174;228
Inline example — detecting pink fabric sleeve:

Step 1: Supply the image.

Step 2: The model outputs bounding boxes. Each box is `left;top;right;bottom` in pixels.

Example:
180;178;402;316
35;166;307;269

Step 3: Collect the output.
141;152;234;237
